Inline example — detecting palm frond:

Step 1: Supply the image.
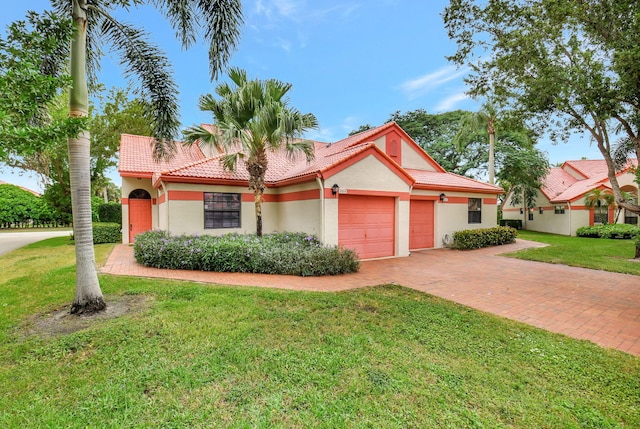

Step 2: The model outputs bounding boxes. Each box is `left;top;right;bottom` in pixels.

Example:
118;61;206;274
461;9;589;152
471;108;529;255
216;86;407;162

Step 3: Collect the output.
94;8;180;159
220;152;241;171
153;0;196;48
195;0;243;79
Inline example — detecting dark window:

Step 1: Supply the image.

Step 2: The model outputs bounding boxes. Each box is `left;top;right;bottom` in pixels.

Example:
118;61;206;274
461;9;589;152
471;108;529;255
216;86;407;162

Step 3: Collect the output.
624;209;638;225
594;204;608;224
204;192;241;229
554;205;565;214
468;198;482;224
528;211;534;221
539;207;544;214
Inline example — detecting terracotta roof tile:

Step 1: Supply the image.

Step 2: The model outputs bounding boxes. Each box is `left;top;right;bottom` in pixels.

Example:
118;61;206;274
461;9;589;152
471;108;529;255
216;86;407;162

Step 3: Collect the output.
119;124;503;194
118;134;206;176
541;159;637;203
407;169;503;193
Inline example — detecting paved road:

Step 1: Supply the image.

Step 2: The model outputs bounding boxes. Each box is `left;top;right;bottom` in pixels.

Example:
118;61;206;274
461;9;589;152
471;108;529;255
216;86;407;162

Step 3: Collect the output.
0;230;72;256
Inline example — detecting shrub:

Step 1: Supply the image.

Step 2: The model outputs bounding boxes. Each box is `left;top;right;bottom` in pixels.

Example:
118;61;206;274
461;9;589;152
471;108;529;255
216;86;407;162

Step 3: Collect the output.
576;224;640;239
499;219;522;229
133;231;360;276
452;226;517;250
98;203;122;224
91;222;122;244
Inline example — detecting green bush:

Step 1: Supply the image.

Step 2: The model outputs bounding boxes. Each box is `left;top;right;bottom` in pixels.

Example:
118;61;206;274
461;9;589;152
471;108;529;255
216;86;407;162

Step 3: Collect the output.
452;226;517;250
97;203;122;224
91;222;122;244
576;224;640;239
133;231;360;276
499;219;522;229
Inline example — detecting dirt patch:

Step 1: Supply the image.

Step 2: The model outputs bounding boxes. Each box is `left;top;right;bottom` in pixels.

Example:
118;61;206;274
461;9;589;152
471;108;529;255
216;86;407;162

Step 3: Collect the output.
23;294;153;338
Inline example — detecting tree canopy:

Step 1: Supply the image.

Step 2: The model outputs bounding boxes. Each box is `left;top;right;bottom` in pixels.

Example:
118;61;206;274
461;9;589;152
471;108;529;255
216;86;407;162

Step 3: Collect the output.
443;0;640;214
0;11;83;160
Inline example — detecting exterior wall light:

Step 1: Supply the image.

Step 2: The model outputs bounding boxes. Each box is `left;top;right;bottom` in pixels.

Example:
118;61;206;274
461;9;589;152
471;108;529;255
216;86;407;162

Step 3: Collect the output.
331;184;340;196
439;193;448;202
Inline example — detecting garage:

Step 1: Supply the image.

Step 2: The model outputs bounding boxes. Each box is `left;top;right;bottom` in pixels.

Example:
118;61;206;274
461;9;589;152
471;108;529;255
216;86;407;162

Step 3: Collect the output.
409;199;434;250
338;195;395;259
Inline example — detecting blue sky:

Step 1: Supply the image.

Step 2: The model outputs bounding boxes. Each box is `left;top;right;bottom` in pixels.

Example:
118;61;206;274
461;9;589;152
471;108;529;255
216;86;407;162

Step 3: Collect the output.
1;0;601;192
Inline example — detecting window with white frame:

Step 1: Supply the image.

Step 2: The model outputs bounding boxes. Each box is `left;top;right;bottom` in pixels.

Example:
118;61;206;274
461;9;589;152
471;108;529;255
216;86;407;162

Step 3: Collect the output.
204;192;241;228
554;205;565;214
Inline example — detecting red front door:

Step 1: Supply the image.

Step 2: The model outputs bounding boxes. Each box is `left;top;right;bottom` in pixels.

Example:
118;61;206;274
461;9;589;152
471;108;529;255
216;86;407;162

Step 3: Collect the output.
129;199;152;242
409;199;434;250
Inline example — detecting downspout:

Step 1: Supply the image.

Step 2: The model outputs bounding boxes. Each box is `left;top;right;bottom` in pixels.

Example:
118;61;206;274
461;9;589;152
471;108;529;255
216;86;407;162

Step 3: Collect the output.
316;176;325;243
160;180;169;231
567;200;572;236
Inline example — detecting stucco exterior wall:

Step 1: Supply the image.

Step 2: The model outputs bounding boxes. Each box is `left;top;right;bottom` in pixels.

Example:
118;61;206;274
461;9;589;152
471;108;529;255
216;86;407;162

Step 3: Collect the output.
411;190;499;249
329;154;410;192
400;139;437;171
121;177;158;244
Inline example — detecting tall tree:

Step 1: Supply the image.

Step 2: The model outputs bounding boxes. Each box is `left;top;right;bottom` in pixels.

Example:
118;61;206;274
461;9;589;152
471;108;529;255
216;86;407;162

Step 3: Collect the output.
453;101;500;184
184;68;318;237
444;0;640;215
44;0;243;314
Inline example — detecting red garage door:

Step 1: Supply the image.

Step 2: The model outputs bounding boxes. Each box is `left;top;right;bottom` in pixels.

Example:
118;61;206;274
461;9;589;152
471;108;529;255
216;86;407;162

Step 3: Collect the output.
339;195;395;259
409;199;434;250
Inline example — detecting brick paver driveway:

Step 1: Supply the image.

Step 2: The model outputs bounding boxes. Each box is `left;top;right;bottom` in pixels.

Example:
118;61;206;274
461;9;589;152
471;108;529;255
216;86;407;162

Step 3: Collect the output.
102;240;640;356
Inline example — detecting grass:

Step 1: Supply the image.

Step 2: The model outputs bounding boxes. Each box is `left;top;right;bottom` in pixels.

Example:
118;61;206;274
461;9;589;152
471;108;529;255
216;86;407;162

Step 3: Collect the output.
0;237;638;428
508;230;640;275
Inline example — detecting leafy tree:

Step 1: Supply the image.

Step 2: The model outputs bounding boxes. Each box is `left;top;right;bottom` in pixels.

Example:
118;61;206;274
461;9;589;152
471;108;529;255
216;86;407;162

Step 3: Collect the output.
0;12;82;161
348;124;374;136
498;142;550;210
388;109;487;178
39;0;243;314
184;68;318;237
443;0;640;215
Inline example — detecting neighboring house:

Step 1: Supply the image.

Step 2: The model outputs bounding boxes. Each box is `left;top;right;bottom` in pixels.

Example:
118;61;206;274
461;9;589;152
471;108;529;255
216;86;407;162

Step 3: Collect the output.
119;122;503;259
502;159;639;236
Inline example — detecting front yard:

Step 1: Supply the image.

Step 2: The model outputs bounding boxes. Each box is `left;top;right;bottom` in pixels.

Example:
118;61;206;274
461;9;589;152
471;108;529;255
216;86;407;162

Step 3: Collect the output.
0;237;638;427
508;230;640;275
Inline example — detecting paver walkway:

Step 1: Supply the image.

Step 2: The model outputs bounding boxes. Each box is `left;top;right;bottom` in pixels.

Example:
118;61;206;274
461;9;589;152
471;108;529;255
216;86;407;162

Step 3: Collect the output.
102;240;640;356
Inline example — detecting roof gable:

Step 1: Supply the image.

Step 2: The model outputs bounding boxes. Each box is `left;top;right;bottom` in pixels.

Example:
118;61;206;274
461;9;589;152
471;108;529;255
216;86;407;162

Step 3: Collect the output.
541;158;637;203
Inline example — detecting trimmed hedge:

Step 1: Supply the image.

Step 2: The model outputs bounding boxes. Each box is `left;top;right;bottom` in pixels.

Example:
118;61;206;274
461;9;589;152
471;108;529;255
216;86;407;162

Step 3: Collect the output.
71;223;122;244
452;226;517;250
576;224;640;239
133;231;360;276
97;203;122;224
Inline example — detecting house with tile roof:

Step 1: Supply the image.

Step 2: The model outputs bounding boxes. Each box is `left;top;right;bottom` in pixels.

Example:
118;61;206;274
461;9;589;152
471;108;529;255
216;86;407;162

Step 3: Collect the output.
119;122;503;259
502;159;639;235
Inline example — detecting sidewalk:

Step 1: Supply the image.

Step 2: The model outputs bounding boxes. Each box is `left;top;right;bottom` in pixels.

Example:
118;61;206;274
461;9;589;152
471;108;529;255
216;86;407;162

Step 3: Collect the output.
102;240;640;356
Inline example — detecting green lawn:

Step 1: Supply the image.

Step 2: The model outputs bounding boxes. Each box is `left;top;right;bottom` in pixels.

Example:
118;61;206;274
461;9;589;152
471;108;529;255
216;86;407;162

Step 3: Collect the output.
508;230;640;275
0;238;638;428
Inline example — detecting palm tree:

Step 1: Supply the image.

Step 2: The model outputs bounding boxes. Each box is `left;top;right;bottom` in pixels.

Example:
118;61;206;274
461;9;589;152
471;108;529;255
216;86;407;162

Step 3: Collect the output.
453;101;499;184
48;0;243;314
584;189;615;224
184;68;318;237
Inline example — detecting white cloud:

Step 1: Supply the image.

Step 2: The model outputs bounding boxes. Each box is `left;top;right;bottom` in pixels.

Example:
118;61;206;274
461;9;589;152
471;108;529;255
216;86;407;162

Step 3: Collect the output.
400;65;469;99
435;91;471;112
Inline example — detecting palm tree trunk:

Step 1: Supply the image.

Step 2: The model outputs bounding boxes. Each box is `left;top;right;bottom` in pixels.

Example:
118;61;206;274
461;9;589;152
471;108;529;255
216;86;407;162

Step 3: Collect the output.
487;118;495;185
69;0;105;314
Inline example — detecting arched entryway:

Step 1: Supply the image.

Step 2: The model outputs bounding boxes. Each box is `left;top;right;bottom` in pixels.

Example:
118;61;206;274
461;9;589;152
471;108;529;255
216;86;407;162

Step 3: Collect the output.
128;189;152;242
